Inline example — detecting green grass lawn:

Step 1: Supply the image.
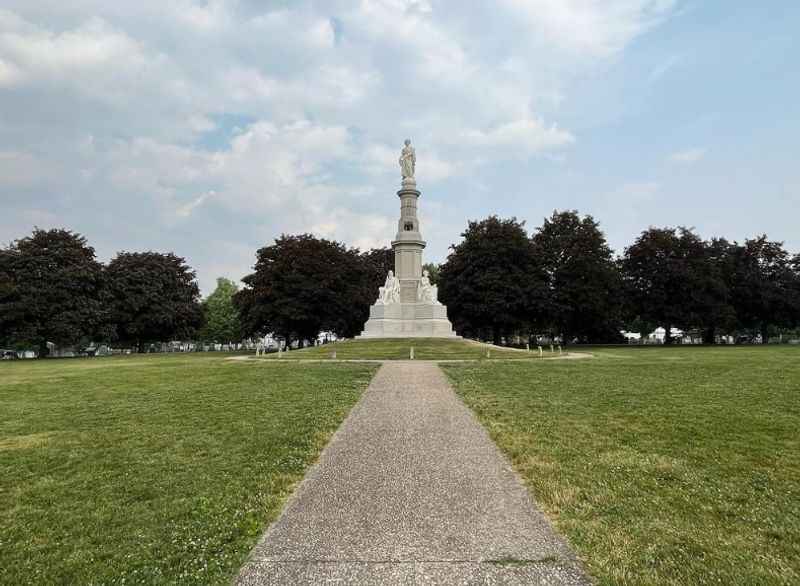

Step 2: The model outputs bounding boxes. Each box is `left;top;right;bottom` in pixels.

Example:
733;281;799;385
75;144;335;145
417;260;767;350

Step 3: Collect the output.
264;337;555;360
443;346;800;585
0;354;377;585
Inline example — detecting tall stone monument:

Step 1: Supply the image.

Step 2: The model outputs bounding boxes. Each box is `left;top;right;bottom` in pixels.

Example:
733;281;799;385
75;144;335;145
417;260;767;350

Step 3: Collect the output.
358;140;459;338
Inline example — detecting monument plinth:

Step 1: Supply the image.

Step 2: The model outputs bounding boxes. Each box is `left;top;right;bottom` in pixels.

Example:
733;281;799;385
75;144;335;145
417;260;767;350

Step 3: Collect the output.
358;141;458;339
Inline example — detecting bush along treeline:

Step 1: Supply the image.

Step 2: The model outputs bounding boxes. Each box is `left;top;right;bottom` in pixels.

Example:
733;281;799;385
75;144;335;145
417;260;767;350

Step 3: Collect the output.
2;212;800;355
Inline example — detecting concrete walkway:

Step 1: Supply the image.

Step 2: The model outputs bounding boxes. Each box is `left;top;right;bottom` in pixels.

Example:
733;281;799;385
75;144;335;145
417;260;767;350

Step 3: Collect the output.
237;362;591;585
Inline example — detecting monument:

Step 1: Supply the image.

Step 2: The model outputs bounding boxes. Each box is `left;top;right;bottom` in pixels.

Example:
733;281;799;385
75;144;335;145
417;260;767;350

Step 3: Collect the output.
358;140;459;338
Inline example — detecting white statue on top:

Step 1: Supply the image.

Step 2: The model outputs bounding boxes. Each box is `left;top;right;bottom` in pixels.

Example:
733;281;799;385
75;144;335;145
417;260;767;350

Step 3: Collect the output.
417;270;440;305
399;138;415;182
377;270;401;305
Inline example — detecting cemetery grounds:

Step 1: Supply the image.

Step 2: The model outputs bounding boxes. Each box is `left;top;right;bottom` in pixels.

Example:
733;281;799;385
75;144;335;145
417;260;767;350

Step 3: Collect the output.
1;344;798;585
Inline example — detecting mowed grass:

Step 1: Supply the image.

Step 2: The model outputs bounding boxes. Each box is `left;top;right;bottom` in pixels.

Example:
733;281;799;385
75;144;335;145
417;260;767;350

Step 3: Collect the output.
443;346;800;586
0;354;377;585
265;337;549;360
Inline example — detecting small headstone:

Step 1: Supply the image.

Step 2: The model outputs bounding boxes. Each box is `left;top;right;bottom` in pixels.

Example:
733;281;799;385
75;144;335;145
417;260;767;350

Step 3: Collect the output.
549;344;554;353
486;348;491;358
526;343;530;351
538;346;543;358
331;350;337;359
558;345;562;355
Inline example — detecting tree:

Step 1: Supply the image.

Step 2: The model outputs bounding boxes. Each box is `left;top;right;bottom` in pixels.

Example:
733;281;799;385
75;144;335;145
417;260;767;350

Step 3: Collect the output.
105;252;203;352
0;228;107;357
621;227;725;344
422;262;440;286
235;235;379;345
199;278;242;343
532;210;622;344
700;238;738;342
728;236;800;343
438;216;547;344
362;247;395;305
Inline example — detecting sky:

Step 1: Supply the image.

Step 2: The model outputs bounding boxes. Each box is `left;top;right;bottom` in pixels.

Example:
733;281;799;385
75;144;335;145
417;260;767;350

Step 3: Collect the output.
1;1;798;295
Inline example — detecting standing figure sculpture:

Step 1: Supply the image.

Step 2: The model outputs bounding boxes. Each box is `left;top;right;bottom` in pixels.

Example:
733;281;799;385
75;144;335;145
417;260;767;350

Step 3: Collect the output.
377;270;401;305
399;139;415;182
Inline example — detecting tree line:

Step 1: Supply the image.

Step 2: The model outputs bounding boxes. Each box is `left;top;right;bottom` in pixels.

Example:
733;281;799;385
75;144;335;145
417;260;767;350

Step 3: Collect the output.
439;213;800;345
2;212;799;355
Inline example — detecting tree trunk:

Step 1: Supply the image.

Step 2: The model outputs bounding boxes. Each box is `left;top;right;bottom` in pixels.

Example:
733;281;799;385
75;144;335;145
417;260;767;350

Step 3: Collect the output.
663;326;673;345
137;339;146;354
38;340;49;359
761;324;770;344
702;327;716;345
492;327;501;346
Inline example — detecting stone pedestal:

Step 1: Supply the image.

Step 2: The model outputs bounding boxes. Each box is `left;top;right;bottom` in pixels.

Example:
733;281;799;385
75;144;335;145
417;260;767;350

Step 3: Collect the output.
357;176;459;339
359;302;458;338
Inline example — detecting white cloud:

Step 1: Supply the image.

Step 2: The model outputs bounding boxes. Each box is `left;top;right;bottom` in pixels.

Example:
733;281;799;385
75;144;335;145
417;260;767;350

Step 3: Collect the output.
669;147;706;164
459;117;575;156
0;1;680;293
503;0;677;57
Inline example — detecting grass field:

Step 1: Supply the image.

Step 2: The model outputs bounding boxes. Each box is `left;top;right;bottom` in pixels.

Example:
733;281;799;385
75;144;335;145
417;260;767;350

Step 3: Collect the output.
443;346;800;585
264;337;554;360
0;354;377;585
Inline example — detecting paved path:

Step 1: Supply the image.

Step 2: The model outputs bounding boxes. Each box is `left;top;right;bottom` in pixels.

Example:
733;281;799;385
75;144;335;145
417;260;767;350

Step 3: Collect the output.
237;362;591;585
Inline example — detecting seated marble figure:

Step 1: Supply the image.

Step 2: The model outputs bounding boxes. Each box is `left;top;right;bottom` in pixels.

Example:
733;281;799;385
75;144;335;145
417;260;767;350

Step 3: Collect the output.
377;270;401;305
417;270;440;304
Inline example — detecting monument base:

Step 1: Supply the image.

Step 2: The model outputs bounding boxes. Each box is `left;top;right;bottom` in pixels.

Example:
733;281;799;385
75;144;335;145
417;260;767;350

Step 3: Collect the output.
357;302;459;339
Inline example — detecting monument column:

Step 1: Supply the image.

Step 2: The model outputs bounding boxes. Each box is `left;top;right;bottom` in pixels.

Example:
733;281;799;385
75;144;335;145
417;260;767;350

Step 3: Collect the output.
357;138;458;339
392;182;425;303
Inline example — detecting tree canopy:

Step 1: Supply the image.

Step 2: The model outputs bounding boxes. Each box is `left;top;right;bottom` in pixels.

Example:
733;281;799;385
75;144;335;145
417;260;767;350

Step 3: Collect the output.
105;251;203;351
199;277;242;343
235;235;386;345
438;216;547;344
728;236;800;341
0;228;108;356
533;211;622;343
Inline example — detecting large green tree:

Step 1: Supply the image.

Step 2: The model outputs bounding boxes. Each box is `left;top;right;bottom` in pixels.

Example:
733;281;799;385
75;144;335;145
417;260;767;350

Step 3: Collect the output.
532;210;622;343
199;278;242;343
438;216;547;344
728;236;800;342
235;235;380;345
0;228;107;356
621;227;726;344
105;252;203;352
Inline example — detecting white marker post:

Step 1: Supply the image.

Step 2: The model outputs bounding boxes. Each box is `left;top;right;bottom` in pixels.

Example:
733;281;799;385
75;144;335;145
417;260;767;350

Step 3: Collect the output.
538;346;543;358
410;347;415;360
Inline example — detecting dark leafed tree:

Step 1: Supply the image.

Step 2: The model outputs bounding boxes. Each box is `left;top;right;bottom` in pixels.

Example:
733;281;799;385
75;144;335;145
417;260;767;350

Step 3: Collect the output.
0;228;107;357
199;277;242;343
438;216;547;345
728;236;800;343
235;235;379;346
700;238;739;342
362;247;395;305
105;252;203;352
532;210;623;344
621;227;724;344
